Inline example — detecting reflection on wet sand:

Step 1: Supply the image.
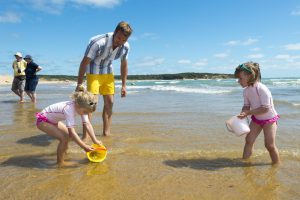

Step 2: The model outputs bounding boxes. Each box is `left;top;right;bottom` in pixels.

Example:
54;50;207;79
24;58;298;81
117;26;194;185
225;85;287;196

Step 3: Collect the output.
12;103;39;129
242;166;281;200
164;157;269;170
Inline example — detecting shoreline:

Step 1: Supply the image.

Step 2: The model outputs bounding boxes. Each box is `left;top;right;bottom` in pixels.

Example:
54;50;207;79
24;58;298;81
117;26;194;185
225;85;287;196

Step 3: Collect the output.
1;74;298;86
0;72;234;85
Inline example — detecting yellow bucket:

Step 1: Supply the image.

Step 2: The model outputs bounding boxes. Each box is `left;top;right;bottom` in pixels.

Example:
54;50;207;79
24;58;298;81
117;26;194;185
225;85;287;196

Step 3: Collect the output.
86;144;107;163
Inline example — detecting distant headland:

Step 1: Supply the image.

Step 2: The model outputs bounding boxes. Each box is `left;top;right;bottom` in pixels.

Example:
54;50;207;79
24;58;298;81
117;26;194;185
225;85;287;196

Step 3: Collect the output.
39;73;234;81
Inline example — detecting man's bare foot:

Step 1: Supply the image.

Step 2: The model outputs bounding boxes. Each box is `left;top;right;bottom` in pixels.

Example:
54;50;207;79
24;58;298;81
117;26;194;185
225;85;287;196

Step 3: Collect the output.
58;161;77;168
272;161;281;166
19;100;25;103
103;133;112;136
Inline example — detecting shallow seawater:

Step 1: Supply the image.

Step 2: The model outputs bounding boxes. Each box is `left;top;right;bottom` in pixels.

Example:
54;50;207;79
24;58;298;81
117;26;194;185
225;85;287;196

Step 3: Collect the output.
0;79;299;199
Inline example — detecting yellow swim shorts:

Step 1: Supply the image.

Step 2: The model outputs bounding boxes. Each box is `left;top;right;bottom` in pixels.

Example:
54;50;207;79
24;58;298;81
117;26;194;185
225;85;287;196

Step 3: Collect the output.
86;74;115;95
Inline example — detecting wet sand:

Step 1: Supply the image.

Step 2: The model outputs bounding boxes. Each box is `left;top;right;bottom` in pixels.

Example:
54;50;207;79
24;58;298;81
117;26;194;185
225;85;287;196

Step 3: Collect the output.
0;82;300;199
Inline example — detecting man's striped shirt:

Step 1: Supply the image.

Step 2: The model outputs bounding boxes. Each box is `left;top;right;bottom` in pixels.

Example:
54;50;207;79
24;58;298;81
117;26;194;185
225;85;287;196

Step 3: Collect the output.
85;32;130;74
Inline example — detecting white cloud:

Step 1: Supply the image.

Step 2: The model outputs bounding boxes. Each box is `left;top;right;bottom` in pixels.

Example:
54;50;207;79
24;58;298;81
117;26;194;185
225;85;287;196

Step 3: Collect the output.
136;57;165;67
291;9;300;16
129;36;138;41
214;53;229;58
193;59;208;67
284;43;300;50
250;47;261;51
292;55;300;59
225;38;258;46
22;0;66;14
225;40;240;46
209;65;232;71
73;0;122;8
128;33;159;41
275;54;291;60
21;0;121;14
275;54;290;59
275;54;300;62
141;33;159;40
246;54;264;59
178;59;191;64
177;58;208;67
0;12;22;23
242;38;258;45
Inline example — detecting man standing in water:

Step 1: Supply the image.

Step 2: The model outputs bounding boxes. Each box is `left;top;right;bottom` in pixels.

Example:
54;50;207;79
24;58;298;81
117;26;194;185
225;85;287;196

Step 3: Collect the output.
76;21;132;137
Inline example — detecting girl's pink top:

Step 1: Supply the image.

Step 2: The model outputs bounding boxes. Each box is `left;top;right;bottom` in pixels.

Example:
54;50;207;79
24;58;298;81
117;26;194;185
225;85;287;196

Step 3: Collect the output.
243;82;278;120
41;101;89;128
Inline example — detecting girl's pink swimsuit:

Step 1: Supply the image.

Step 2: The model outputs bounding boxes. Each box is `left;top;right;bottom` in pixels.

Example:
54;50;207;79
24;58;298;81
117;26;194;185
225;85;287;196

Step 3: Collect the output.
36;101;89;127
243;82;279;126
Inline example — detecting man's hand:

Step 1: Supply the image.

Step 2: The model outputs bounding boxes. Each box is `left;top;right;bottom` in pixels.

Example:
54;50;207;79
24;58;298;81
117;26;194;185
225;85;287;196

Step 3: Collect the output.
121;86;127;97
76;84;85;92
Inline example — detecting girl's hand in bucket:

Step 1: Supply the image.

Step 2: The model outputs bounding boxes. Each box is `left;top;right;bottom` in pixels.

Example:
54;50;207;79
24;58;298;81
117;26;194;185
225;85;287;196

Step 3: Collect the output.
84;145;95;152
95;140;103;146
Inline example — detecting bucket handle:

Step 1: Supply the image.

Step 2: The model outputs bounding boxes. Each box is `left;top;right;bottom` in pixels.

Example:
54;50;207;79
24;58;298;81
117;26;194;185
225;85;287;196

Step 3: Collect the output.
95;147;107;151
225;122;234;133
89;147;107;152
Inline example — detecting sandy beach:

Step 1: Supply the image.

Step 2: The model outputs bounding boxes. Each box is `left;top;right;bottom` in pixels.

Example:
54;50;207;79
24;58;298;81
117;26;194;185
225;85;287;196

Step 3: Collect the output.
0;78;300;199
0;75;13;85
0;75;74;85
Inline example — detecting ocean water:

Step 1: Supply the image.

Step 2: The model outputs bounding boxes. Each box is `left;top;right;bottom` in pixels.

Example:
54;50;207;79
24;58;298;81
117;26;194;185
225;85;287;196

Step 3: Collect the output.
0;78;299;199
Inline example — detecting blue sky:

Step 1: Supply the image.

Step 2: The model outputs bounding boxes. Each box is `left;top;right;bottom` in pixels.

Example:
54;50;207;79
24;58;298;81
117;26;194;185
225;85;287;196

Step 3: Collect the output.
1;0;300;77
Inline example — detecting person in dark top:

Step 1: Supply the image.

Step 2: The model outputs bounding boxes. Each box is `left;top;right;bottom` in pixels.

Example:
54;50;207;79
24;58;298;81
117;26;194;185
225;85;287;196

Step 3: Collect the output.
24;55;42;103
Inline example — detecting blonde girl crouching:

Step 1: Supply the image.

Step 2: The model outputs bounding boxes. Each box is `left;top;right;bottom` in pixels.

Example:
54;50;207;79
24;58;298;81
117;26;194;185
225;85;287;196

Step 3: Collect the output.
36;91;101;167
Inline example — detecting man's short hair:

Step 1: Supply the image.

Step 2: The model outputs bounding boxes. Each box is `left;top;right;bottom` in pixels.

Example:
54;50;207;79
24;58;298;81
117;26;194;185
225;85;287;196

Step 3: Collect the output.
114;21;132;37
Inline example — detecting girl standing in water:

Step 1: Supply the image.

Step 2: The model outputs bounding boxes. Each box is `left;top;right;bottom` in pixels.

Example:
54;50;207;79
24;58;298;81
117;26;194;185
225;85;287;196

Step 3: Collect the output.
234;62;280;164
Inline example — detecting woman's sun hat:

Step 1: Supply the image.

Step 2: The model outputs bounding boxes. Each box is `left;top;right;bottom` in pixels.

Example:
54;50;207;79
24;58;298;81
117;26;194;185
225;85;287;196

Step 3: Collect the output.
225;116;250;136
14;52;22;57
24;55;33;60
86;144;107;163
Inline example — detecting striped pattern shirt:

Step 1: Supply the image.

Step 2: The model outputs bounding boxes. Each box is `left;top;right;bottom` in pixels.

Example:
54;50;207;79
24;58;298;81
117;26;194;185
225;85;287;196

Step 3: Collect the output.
84;32;130;75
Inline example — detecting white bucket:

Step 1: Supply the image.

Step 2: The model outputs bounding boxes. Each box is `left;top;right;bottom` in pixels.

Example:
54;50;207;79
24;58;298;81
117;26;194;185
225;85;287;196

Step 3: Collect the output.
225;116;250;136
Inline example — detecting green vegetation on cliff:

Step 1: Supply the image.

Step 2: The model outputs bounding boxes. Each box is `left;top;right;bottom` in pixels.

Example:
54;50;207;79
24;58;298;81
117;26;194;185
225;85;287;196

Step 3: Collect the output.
39;72;233;81
115;72;234;80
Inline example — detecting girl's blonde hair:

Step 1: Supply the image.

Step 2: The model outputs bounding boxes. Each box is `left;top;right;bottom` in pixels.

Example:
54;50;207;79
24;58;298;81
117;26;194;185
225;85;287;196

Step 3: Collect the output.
71;91;98;113
234;61;261;86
